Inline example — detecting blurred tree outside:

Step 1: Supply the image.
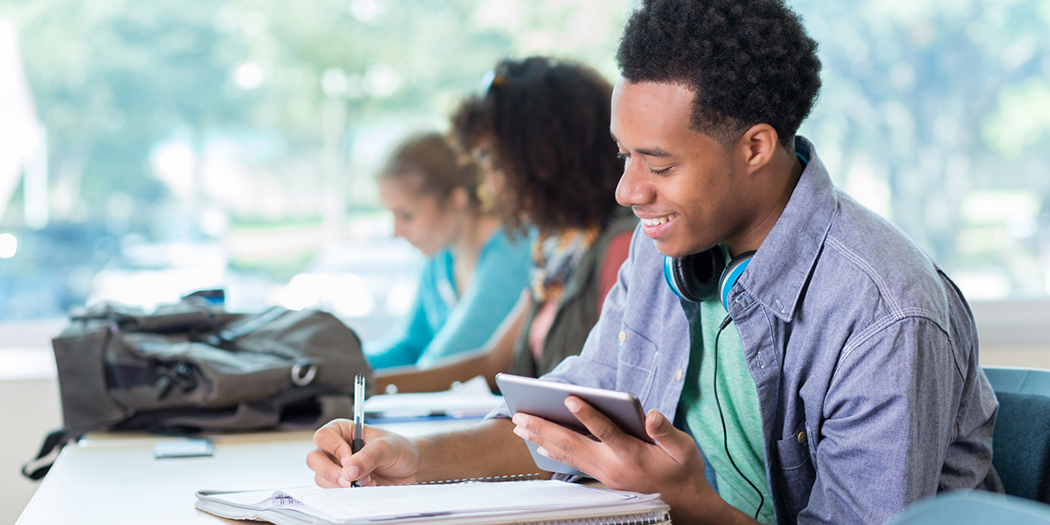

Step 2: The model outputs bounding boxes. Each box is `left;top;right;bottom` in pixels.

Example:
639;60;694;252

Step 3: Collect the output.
1;0;627;231
0;0;1048;322
794;0;1050;298
0;0;630;320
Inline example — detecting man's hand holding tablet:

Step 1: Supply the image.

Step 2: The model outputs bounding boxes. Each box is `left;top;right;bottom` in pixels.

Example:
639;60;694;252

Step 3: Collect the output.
495;373;654;476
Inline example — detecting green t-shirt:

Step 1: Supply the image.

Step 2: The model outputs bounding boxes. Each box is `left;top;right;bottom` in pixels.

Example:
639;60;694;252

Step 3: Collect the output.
679;295;775;524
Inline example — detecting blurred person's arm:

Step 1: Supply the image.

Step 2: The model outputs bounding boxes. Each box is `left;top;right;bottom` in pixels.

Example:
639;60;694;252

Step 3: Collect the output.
365;288;432;369
365;262;437;370
374;292;530;393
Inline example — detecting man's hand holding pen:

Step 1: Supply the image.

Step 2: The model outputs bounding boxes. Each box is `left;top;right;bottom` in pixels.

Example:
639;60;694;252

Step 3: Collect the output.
308;417;423;488
309;374;422;488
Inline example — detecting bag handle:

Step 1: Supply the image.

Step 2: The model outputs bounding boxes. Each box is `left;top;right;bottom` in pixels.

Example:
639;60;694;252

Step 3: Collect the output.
21;412;131;480
21;428;79;480
207;306;286;345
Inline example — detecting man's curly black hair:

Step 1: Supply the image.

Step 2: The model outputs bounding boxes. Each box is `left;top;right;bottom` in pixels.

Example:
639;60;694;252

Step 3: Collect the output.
617;0;822;148
452;56;621;235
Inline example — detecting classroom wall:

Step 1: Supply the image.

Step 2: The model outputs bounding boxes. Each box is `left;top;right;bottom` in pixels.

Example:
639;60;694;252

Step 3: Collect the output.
1;378;61;525
1;320;64;525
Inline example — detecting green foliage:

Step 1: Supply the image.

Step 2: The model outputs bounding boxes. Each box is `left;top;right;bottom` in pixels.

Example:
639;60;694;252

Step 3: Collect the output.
1;0;627;228
5;0;1047;297
792;0;1050;286
983;79;1050;158
7;0;249;209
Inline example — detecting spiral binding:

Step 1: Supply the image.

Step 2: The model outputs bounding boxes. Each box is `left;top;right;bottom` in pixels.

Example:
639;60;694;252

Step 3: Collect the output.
525;510;671;525
403;472;543;485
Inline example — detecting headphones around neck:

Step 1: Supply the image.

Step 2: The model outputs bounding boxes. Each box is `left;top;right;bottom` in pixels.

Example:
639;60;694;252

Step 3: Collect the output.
663;246;755;309
662;149;807;309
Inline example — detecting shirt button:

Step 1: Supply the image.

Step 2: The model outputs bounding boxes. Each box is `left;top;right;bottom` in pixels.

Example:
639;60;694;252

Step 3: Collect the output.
797;430;807;444
618;331;626;343
676;369;683;381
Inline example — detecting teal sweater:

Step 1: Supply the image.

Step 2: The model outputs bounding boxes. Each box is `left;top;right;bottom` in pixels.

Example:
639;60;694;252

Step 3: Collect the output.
365;228;533;369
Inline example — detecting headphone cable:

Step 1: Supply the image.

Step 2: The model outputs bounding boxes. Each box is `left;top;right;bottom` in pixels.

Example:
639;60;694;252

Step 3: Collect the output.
713;314;765;521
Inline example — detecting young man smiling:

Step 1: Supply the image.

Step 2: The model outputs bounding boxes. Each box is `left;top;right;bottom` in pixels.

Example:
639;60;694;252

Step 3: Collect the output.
308;0;1002;523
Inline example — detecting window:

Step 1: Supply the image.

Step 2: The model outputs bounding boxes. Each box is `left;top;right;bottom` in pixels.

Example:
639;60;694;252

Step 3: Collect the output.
0;0;628;339
791;0;1050;301
1;0;1047;342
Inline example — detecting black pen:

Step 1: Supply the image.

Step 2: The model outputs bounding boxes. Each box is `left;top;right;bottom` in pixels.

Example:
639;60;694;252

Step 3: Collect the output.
351;374;365;487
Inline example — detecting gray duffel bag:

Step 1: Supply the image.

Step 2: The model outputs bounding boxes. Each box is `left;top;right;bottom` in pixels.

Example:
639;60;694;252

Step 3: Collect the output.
23;299;372;479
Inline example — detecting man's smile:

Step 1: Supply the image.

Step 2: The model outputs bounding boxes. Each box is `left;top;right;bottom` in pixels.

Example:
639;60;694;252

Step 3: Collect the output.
638;212;679;226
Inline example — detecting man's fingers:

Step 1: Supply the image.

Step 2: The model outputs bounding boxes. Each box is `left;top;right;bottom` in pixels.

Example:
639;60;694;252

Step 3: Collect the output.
511;412;595;475
314;472;340;488
311;419;388;486
645;409;693;464
341;436;388;484
645;409;675;441
565;396;626;448
307;448;346;487
308;419;422;488
313;419;356;466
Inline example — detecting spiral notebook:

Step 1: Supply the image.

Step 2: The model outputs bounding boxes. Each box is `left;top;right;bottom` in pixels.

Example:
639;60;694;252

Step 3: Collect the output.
195;479;670;525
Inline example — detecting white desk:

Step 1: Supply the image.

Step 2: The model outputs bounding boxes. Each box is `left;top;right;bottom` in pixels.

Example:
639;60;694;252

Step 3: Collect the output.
15;419;483;524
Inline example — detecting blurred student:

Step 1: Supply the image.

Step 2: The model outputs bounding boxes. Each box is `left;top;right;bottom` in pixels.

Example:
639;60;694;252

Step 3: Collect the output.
364;132;532;370
375;57;636;393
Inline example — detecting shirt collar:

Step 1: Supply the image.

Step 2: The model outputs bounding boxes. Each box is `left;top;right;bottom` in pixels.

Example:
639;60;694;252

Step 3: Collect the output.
733;136;837;322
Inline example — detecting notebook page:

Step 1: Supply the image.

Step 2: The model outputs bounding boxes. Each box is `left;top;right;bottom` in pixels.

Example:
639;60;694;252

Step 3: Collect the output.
281;480;643;522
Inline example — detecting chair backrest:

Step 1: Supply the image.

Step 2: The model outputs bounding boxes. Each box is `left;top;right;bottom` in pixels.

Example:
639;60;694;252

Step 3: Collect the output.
984;366;1050;503
888;491;1050;525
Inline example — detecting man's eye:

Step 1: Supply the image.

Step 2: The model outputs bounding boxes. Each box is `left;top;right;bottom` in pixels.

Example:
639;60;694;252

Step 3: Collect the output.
616;152;629;160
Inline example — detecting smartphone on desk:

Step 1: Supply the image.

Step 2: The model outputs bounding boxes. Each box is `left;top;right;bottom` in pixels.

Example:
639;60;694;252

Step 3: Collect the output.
495;373;652;476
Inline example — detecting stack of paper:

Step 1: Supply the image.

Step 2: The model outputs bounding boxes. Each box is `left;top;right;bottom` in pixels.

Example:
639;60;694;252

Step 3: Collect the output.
362;376;503;420
195;479;670;525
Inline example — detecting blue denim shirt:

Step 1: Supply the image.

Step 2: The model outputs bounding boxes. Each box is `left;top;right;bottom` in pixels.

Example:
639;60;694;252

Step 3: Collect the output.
491;137;1002;524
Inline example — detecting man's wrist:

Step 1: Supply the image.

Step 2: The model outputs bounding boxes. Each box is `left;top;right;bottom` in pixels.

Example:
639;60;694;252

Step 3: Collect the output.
666;479;759;525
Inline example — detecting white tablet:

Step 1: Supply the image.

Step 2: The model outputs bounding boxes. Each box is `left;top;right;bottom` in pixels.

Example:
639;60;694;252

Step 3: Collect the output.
495;373;652;476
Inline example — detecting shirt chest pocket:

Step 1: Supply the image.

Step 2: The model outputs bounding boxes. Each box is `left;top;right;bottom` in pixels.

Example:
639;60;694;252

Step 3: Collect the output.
615;324;657;403
775;418;816;519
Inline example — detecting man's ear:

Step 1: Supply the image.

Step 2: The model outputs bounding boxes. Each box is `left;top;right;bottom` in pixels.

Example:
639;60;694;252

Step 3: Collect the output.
737;123;779;174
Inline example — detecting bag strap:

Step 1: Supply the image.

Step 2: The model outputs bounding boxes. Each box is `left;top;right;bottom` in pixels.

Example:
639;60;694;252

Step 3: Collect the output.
21;428;80;480
21;412;131;480
212;306;286;344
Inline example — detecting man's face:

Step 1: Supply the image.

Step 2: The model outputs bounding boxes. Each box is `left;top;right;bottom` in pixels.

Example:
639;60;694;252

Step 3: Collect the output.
611;79;748;258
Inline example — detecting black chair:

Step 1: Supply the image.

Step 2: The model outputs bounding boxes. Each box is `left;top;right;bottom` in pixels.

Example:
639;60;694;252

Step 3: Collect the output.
984;366;1050;503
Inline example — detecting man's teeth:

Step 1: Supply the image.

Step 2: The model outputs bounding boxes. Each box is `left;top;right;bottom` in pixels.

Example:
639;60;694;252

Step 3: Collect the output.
641;214;677;226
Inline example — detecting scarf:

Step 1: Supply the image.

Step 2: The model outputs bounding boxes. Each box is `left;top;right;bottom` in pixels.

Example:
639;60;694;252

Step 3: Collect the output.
529;227;600;304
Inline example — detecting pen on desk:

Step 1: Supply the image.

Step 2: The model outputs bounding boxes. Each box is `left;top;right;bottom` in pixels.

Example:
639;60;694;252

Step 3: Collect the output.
351;374;365;487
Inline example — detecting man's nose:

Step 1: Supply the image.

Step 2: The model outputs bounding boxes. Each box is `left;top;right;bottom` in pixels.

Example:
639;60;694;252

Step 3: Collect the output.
615;160;649;207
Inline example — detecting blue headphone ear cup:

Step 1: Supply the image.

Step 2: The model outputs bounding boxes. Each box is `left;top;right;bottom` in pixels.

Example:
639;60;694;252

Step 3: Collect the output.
664;255;687;300
664;247;724;302
718;251;756;309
